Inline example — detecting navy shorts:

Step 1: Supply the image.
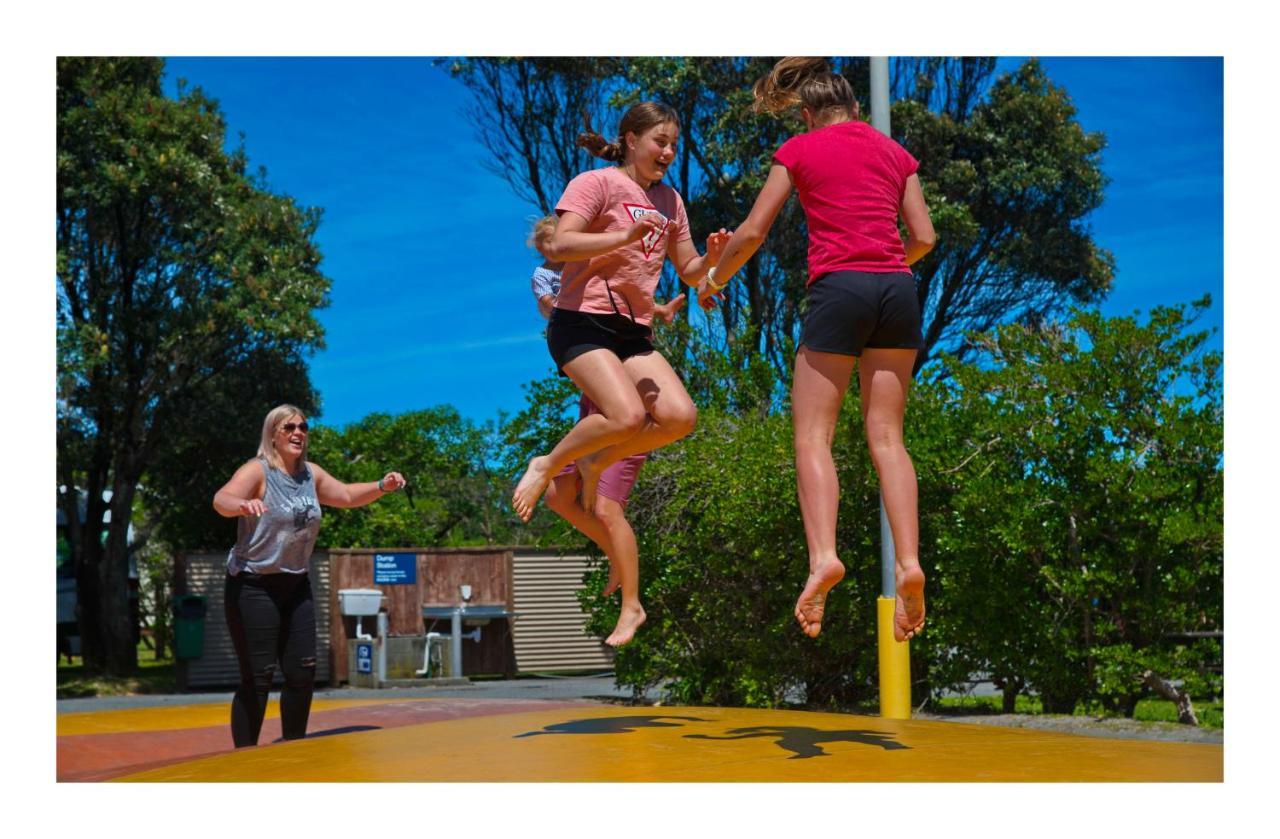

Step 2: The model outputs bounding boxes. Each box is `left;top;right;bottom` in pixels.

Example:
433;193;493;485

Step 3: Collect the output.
800;270;923;357
546;308;654;374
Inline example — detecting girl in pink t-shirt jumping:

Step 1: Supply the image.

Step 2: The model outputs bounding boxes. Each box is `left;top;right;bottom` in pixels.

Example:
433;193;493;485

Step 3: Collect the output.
527;214;688;627
512;101;729;646
700;58;937;644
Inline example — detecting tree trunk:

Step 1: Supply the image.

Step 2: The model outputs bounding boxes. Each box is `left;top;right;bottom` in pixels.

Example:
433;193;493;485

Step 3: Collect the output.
100;476;141;676
1141;670;1199;726
1002;684;1019;714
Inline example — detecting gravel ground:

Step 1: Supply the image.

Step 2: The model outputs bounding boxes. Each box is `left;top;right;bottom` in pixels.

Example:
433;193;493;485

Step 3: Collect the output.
911;711;1223;744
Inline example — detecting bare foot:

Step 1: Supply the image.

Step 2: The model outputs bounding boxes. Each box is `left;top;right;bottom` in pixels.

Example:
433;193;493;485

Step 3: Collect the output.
894;563;926;641
512;456;553;522
605;603;646;647
602;564;620;597
576;453;604;515
794;558;846;638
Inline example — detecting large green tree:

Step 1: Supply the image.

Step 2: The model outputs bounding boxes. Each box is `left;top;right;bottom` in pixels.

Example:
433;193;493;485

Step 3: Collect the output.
306;408;513;548
57;57;330;674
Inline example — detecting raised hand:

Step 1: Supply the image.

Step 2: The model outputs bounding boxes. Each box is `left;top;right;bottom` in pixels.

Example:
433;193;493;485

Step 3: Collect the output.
653;293;687;324
705;228;731;264
379;472;407;492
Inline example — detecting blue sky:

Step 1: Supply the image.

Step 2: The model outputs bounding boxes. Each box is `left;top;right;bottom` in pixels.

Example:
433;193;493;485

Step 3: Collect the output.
162;57;1224;429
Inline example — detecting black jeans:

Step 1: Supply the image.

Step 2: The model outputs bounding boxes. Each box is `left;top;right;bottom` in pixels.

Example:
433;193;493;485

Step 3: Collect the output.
224;572;317;747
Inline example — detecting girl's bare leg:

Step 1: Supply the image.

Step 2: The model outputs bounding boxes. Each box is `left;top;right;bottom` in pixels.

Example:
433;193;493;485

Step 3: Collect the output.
513;349;647;521
791;346;856;637
594;497;645;646
858;347;924;641
544;474;621;595
576;350;697;513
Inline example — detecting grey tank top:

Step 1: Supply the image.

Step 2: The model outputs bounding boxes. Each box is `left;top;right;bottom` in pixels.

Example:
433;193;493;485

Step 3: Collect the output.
226;457;322;576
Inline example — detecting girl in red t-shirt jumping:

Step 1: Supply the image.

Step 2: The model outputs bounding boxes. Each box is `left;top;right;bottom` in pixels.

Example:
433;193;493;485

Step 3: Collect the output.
512;101;729;646
700;58;937;643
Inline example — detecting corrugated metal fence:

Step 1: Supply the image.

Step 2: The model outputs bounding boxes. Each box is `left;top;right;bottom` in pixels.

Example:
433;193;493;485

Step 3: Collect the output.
512;551;614;674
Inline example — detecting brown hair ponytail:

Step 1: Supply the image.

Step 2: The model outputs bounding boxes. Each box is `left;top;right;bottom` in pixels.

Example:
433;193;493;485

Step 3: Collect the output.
577;101;681;164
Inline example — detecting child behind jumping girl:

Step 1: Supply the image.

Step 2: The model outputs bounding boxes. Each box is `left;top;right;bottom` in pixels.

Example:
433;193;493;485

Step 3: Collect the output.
528;216;562;320
526;214;686;644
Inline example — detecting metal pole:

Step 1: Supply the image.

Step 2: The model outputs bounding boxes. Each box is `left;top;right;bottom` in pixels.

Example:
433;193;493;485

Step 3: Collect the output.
869;56;911;720
870;55;890;599
376;611;388;685
880;496;896;598
450;608;463;678
869;56;891;136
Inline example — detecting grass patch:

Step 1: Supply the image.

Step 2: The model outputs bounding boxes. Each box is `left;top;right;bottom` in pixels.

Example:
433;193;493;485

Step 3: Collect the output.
1133;698;1223;729
57;642;177;699
928;693;1223;729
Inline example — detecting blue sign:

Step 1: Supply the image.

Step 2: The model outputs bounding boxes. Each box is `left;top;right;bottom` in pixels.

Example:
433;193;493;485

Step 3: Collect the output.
356;642;373;674
374;553;417;585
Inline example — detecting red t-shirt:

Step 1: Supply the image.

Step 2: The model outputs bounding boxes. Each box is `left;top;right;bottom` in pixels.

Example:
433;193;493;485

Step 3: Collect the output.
773;120;919;283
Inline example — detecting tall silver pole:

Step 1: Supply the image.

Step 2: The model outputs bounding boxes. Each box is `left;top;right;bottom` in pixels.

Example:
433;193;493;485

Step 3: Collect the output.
870;57;891;136
869;56;896;598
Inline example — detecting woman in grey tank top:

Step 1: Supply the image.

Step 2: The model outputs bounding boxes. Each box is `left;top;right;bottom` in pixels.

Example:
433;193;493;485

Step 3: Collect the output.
213;403;406;747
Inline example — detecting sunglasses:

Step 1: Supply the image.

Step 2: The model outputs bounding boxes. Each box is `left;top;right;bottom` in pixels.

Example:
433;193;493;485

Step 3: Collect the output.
279;422;309;434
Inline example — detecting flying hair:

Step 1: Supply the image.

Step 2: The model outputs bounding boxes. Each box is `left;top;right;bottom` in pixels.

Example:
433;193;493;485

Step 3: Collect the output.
752;57;859;119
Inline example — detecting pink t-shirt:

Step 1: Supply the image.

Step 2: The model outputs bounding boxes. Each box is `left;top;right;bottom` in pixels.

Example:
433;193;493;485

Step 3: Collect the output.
773;120;919;283
554;166;692;325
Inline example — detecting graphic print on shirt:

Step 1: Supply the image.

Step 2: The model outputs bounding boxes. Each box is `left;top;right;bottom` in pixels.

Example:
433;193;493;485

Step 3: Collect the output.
622;202;669;259
285;494;318;531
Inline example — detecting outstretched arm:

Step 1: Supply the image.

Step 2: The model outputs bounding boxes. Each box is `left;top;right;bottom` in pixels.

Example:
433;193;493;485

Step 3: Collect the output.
311;462;406;509
667;228;731;287
698;164;793;305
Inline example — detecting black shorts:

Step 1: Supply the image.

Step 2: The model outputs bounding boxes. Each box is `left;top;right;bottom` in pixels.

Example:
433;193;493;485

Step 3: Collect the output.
547;308;654;374
800;270;924;357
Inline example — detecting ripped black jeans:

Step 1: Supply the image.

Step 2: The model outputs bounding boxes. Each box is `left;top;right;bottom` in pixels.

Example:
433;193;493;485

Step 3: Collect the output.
224;571;317;747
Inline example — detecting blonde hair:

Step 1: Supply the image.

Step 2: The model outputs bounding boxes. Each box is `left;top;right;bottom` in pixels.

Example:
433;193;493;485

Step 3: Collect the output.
752;57;859;120
577;101;681;164
527;215;558;254
257;403;309;471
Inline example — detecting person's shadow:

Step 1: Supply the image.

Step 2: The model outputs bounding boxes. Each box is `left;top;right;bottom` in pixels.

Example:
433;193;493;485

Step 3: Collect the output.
515;714;709;738
273;725;381;742
684;726;909;759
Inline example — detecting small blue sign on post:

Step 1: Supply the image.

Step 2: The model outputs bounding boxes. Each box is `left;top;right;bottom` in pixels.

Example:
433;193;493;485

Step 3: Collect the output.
374;553;417;585
356;641;373;674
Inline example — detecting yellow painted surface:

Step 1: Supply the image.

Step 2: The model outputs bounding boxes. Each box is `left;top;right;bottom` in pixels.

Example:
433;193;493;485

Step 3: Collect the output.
57;697;415;736
115;705;1222;782
876;597;911;719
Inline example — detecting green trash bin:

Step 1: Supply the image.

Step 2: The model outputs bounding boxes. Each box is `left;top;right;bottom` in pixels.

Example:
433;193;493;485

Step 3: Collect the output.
174;594;208;660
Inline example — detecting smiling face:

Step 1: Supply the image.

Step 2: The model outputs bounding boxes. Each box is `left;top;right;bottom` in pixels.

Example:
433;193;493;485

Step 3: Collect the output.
273;413;308;465
627;121;679;185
